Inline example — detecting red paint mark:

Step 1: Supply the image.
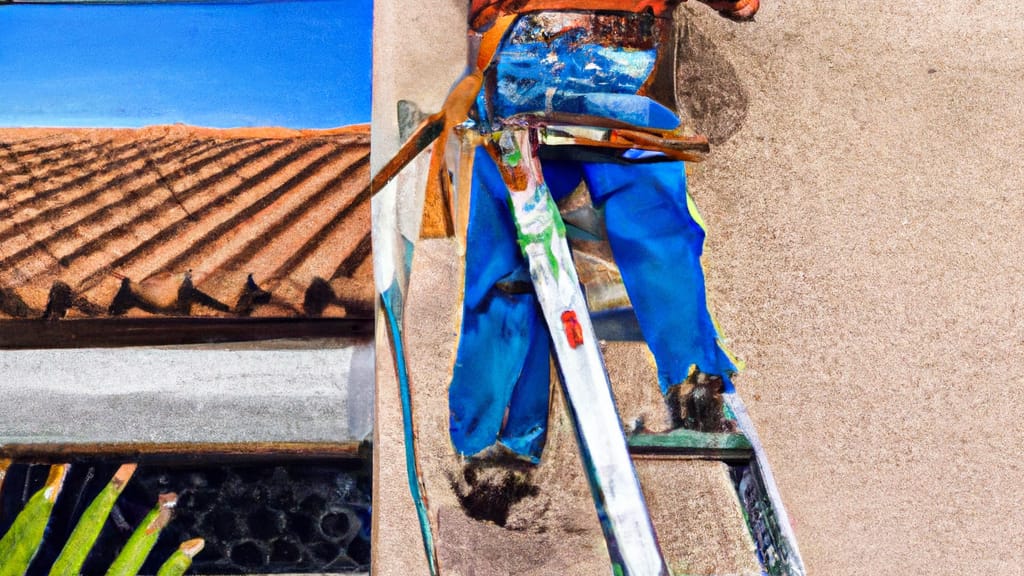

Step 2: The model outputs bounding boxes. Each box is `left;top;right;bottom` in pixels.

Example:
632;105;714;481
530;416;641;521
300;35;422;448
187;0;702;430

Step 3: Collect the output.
561;310;584;348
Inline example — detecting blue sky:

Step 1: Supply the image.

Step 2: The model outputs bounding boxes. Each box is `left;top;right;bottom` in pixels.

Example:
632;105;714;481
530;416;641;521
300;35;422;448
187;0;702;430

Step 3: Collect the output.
0;0;372;128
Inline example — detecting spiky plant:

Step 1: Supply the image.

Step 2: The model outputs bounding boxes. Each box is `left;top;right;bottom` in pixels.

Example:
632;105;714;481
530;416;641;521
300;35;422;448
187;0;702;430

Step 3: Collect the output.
0;461;203;575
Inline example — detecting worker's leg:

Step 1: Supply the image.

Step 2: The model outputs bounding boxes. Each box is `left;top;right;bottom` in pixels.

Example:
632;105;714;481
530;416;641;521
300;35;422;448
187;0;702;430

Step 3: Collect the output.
449;150;582;462
583;160;737;395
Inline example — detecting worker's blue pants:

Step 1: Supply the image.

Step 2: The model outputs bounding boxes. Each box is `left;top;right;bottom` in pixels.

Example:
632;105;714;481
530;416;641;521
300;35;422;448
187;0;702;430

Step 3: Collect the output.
448;148;736;462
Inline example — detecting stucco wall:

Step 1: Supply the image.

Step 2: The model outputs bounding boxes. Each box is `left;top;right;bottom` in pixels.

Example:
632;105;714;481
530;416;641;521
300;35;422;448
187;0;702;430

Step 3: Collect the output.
372;1;1024;574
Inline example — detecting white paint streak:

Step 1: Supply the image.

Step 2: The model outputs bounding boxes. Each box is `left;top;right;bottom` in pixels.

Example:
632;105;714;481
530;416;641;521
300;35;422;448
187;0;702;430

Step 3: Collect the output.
505;129;668;576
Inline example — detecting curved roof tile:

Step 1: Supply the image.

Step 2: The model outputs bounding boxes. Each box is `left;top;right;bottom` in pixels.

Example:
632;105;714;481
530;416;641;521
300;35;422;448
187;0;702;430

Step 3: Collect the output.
0;126;372;324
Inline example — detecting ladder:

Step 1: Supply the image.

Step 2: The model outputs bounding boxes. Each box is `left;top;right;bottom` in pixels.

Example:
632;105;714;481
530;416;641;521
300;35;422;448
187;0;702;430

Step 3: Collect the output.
489;123;806;576
374;114;806;575
492;127;669;576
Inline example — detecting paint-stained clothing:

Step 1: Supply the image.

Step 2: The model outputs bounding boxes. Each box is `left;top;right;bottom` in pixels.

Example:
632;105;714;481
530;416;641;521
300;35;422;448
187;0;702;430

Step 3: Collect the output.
469;0;683;32
474;11;679;131
468;0;757;32
449;9;736;462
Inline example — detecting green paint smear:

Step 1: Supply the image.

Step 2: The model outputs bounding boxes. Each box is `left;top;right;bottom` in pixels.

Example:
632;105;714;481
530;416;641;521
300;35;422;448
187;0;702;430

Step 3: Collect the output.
51;472;131;576
514;224;559;279
497;130;523;167
511;190;568;280
504;147;522;167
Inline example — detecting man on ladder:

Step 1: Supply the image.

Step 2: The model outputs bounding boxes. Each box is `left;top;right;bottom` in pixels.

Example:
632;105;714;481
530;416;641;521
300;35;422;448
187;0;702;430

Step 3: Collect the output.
450;0;757;471
441;2;758;574
373;2;792;574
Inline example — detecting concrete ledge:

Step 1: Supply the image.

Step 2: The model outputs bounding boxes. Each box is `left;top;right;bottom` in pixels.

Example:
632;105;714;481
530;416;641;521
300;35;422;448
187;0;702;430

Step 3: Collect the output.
0;338;373;446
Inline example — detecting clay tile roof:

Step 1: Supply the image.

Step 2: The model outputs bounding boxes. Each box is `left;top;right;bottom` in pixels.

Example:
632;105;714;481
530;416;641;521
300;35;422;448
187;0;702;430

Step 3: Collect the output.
0;125;373;326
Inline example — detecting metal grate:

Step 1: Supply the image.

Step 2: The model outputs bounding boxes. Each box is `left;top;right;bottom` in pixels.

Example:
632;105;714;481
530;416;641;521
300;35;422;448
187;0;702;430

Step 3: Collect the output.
0;458;371;574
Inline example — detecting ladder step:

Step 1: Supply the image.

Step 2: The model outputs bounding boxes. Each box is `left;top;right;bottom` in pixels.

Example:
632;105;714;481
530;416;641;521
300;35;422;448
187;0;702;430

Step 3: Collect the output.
635;459;763;576
628;429;753;461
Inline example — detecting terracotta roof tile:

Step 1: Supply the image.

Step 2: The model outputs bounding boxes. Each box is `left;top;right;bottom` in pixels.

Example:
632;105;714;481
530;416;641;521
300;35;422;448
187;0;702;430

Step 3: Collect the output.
0;126;372;324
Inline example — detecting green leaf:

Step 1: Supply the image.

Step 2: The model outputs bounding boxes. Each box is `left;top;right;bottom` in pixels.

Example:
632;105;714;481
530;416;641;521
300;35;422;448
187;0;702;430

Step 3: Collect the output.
0;465;68;576
104;492;177;576
156;539;204;576
50;464;137;576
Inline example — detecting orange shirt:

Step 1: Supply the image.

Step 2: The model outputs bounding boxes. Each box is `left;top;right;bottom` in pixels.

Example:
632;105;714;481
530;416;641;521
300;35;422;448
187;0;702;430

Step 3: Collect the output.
470;1;683;31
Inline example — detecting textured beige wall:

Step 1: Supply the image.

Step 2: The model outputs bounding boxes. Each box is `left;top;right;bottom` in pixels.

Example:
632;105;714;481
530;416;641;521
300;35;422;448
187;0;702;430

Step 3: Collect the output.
370;0;467;172
687;3;1024;574
373;1;1024;574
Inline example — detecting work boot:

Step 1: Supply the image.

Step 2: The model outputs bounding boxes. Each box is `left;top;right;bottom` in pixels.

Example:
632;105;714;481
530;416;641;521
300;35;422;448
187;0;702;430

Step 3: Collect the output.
449;454;540;529
664;371;732;432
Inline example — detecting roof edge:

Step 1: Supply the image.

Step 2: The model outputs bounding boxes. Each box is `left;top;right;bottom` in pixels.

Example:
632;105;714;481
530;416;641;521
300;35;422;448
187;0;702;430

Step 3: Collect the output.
0;123;371;140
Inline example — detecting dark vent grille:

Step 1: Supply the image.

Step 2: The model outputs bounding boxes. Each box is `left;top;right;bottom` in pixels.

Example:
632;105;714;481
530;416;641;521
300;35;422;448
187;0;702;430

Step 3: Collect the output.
0;459;371;574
